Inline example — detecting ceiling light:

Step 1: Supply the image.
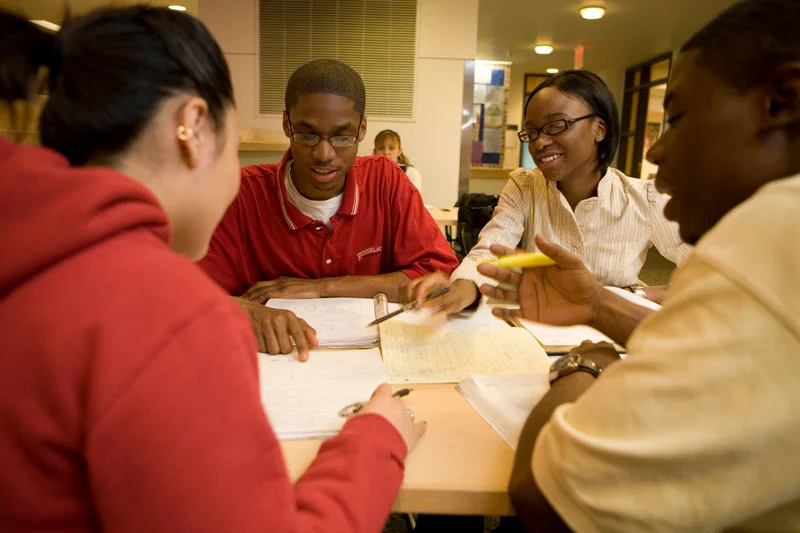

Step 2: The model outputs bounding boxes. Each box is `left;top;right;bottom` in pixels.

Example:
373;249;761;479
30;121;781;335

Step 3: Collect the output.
168;5;187;11
534;45;554;55
29;19;60;31
546;68;559;74
580;6;606;20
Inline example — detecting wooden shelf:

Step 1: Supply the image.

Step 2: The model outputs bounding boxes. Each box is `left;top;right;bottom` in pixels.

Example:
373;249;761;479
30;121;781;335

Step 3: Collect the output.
239;140;289;152
470;167;511;180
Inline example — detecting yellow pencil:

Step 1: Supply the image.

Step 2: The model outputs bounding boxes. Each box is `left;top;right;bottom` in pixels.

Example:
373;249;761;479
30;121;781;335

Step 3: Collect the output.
478;252;556;269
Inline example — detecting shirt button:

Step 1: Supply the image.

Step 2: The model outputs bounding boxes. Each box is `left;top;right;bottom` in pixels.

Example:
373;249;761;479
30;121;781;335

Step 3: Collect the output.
326;259;332;264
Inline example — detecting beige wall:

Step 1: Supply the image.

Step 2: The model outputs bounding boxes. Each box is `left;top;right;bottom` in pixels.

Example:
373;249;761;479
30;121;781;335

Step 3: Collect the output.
199;0;479;207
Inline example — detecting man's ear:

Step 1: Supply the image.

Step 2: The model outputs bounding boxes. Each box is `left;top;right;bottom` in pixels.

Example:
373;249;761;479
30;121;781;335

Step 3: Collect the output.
358;116;368;142
177;97;209;169
282;111;291;138
765;62;800;130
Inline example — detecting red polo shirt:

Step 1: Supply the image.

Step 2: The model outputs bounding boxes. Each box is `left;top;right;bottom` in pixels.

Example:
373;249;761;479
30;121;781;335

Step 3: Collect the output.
199;151;458;296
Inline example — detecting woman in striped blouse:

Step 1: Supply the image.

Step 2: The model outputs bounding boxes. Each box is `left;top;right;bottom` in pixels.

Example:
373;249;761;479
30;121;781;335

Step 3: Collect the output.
407;70;691;314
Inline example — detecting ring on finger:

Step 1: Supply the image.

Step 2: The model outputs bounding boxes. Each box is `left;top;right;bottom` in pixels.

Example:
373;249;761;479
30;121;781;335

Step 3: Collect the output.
407;409;415;420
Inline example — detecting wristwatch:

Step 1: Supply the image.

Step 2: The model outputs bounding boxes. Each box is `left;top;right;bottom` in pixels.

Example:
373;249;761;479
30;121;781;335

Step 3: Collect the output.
549;352;603;385
634;286;648;299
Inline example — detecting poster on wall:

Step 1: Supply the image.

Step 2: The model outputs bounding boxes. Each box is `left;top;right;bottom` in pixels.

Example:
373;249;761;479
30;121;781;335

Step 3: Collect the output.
472;62;510;168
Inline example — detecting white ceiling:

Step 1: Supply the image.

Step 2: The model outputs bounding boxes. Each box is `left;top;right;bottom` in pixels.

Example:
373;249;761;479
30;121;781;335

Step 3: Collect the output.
0;0;198;24
478;0;739;72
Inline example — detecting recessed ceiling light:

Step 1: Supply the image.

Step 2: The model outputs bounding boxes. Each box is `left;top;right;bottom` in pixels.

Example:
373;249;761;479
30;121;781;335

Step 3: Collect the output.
29;19;61;31
534;45;554;55
168;5;187;11
546;68;559;74
580;6;606;20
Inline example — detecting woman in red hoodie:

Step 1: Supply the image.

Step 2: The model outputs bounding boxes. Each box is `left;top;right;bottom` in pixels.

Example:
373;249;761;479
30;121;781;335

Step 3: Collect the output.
0;7;424;533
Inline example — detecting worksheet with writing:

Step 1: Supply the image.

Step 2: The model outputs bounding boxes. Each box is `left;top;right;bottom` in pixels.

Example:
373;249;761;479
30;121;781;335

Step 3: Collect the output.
257;348;389;439
380;323;550;383
266;298;378;347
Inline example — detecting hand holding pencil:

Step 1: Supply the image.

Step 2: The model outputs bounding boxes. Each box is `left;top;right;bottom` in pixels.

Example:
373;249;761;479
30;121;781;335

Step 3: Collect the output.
476;234;602;326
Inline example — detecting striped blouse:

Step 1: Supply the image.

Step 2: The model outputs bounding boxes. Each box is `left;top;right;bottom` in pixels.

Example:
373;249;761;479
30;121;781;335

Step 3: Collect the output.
452;167;692;288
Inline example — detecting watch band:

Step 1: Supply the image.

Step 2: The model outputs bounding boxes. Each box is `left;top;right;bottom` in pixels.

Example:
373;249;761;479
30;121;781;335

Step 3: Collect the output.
634;286;648;299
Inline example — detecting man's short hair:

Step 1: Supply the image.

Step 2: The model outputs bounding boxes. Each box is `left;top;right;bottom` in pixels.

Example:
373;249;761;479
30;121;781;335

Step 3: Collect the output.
682;0;800;92
284;59;366;115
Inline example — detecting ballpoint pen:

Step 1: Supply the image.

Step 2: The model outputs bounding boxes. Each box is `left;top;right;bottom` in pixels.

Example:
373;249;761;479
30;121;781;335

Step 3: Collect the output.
338;388;413;417
366;287;451;327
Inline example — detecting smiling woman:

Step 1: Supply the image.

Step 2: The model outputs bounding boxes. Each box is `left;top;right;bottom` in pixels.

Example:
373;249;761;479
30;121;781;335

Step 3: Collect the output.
408;69;694;316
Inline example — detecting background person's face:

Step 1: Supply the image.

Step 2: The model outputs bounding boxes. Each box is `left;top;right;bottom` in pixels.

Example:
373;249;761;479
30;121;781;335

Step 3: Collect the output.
374;137;402;163
647;51;781;245
283;93;365;201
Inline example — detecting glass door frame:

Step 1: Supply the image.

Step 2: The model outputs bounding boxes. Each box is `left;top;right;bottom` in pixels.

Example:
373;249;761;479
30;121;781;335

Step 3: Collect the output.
618;53;672;178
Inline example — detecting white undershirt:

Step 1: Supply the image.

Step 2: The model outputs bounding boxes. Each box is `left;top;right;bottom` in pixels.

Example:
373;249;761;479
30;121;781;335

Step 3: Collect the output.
284;161;343;230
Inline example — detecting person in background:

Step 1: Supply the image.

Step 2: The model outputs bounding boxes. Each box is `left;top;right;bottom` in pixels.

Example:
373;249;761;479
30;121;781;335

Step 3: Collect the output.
478;1;800;530
408;70;691;314
198;59;457;359
0;8;423;533
373;129;423;193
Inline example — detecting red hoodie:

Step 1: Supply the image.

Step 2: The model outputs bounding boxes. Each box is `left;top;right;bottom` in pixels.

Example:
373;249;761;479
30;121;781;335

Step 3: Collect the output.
0;136;407;533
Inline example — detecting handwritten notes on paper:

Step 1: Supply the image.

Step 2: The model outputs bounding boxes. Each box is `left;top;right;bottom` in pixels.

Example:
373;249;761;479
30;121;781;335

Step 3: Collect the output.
266;298;378;347
258;348;389;440
380;322;550;383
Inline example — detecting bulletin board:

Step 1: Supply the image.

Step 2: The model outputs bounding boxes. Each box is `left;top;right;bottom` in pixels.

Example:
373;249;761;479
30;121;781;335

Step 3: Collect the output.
471;62;510;168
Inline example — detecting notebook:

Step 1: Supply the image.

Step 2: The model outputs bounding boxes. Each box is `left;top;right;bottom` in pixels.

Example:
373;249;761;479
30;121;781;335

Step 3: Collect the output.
517;286;662;354
257;348;389;440
457;373;550;448
265;297;383;348
380;322;551;383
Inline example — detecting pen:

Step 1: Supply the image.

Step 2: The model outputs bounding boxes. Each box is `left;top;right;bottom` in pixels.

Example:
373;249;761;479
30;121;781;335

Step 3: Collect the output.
339;388;414;417
477;252;556;269
366;287;451;327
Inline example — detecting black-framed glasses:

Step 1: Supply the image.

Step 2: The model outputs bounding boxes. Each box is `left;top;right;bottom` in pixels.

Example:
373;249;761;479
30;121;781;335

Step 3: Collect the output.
286;114;362;148
517;114;596;143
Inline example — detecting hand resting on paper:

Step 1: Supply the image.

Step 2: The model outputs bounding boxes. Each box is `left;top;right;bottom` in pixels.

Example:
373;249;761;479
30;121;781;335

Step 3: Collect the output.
477;235;601;326
235;298;318;361
355;383;427;452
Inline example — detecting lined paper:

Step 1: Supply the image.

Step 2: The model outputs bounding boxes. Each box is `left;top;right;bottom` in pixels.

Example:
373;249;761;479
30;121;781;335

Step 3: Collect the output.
380;323;550;383
258;348;389;439
266;298;378;347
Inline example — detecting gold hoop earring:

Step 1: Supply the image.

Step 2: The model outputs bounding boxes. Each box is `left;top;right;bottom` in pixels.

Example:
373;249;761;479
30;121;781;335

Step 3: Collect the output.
177;125;194;141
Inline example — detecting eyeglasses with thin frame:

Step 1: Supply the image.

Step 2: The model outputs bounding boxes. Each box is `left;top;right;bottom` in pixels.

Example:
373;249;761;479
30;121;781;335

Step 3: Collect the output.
517;113;596;143
286;114;363;148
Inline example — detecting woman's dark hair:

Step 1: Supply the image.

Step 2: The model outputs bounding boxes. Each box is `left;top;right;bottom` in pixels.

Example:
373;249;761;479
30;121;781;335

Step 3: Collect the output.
374;129;411;166
524;70;620;175
0;6;234;165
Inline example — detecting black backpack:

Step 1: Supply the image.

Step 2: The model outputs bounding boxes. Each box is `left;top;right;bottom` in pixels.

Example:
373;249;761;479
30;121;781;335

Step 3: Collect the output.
454;193;499;259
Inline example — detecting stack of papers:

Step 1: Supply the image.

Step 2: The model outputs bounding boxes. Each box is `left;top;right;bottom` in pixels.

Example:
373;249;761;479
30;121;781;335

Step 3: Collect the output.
457;373;550;448
257;348;389;440
266;297;379;348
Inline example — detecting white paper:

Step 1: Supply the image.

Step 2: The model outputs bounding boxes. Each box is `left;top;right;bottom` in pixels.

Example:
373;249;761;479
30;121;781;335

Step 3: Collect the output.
458;373;550;448
258;348;389;440
518;320;615;352
604;286;662;311
387;299;509;331
266;297;378;347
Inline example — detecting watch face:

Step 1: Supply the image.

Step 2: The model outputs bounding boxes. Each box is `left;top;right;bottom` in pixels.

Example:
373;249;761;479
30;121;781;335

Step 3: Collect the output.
549;353;581;382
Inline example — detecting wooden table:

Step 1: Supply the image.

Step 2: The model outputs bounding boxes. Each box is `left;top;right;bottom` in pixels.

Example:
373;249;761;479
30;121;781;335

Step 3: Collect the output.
280;383;516;516
427;207;459;226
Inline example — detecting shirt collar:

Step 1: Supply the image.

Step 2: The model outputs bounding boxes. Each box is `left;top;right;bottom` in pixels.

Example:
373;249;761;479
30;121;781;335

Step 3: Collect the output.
275;150;361;230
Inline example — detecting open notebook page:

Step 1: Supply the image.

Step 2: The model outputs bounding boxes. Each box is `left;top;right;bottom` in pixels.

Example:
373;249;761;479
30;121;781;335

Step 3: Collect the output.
458;373;550;449
257;348;389;440
265;297;378;347
380;323;550;383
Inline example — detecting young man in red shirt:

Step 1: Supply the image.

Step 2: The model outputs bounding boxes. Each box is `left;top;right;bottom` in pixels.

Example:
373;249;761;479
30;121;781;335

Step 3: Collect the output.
198;59;458;358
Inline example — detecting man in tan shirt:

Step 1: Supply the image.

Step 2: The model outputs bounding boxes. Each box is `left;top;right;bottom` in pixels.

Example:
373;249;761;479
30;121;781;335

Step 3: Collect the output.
479;0;800;531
